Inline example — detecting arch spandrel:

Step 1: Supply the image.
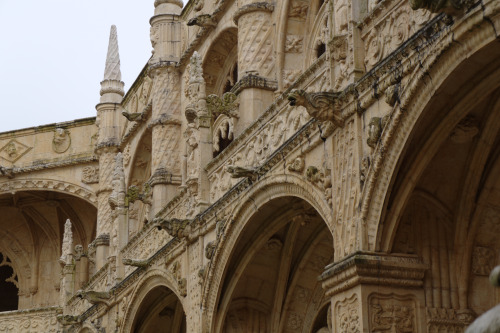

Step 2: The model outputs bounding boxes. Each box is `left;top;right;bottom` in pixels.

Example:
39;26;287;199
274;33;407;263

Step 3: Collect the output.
201;174;334;332
360;23;500;253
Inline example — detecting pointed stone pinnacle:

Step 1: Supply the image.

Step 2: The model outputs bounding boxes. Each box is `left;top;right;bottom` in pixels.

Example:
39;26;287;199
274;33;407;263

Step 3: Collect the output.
103;25;122;82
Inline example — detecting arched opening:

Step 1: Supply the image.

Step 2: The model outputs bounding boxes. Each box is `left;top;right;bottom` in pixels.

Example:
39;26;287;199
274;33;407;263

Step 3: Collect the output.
0;189;97;309
0;253;18;312
379;39;500;328
131;286;186;333
215;197;333;332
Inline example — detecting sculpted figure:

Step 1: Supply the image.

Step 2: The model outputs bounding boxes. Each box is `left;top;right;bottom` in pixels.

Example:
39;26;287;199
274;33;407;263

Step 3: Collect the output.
288;89;345;127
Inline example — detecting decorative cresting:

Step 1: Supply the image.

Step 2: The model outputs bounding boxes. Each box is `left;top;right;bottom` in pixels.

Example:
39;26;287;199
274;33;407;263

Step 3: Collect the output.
410;0;475;14
288;89;347;128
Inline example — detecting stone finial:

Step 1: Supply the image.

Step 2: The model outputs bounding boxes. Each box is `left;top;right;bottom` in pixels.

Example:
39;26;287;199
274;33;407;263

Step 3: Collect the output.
100;25;124;100
59;219;73;265
103;25;121;82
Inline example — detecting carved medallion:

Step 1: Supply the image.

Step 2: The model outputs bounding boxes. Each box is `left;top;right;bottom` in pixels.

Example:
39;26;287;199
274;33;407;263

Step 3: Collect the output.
52;128;71;153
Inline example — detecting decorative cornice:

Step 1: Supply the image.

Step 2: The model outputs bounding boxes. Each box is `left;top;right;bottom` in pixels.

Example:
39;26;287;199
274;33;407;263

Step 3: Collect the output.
233;2;275;24
231;74;278;94
319;252;428;297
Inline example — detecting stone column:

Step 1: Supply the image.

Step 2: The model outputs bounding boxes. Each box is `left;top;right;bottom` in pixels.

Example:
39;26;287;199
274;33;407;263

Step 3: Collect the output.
232;1;277;135
319;252;427;333
148;0;183;215
59;219;74;315
108;153;128;283
95;25;125;271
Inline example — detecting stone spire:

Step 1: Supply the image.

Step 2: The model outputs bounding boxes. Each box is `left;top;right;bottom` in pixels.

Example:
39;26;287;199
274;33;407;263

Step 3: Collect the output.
59;219;73;265
104;25;122;81
100;25;124;103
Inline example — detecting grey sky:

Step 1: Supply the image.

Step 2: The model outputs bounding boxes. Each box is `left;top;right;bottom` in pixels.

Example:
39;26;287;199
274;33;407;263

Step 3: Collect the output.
0;1;184;133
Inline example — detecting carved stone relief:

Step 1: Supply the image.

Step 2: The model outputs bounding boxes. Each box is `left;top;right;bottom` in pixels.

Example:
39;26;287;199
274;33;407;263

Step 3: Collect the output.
52;128;71;153
335;294;360;333
82;166;99;184
369;293;416;332
472;246;496;276
0;139;32;163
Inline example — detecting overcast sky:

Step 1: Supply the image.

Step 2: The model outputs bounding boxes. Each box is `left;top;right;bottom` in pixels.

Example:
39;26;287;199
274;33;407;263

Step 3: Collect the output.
0;1;186;133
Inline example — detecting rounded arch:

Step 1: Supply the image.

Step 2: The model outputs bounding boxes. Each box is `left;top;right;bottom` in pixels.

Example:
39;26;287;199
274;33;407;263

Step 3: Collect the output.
121;269;186;333
360;21;500;252
202;174;333;332
202;28;238;95
0;178;97;207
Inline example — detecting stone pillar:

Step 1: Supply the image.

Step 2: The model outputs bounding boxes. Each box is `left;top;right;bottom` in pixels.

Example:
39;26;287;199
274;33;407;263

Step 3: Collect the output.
148;0;183;215
185;51;211;212
59;220;75;314
319;252;427;333
109;153;128;283
232;1;277;135
95;25;125;271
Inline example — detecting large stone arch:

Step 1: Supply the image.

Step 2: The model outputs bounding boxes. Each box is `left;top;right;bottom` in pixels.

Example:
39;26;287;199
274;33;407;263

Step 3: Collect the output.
202;174;333;332
121;269;186;333
0;178;97;206
360;15;500;253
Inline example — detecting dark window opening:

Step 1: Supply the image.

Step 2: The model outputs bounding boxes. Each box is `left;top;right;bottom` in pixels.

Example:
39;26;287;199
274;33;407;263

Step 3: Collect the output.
316;43;326;58
0;253;18;312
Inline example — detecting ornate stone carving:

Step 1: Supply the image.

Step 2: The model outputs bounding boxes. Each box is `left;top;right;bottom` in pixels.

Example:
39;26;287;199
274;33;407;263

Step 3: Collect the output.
335;294;360;333
76;290;111;306
187;14;217;28
288;156;305;173
225;165;259;181
285;35;304;53
122;110;144;122
59;219;73;265
206;92;239;119
289;1;308;19
82;166;99;184
154;217;192;238
472;246;495;276
205;241;216;260
52;128;71;153
122;258;152;268
0;139;32;163
410;0;473;14
126;183;152;206
283;70;302;89
369;294;416;332
367;117;383;148
288;89;345;127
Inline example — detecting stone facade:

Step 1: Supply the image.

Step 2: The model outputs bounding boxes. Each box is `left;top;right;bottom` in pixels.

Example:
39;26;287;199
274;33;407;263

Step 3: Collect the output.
1;0;500;332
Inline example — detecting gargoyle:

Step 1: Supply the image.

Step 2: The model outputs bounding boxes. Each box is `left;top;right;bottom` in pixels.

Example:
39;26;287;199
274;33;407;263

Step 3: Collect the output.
0;166;14;179
410;0;470;14
76;290;111;306
122;111;144;122
57;314;80;325
187;14;217;28
122;258;153;268
225;165;259;182
288;89;345;128
154;217;191;239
